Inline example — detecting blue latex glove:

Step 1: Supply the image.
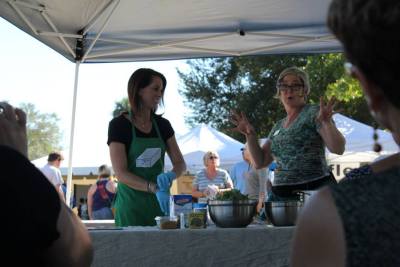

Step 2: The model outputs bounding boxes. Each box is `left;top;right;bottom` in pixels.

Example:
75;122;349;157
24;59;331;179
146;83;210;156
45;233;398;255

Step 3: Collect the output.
157;171;177;191
156;190;170;215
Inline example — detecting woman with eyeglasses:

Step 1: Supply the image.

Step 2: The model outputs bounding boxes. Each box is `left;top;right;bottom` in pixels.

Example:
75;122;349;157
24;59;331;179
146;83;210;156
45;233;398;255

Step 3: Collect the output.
192;151;233;202
292;0;400;266
231;67;345;201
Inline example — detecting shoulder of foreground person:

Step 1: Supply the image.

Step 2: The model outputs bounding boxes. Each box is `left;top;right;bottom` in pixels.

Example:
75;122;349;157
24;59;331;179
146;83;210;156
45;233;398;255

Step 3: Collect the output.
290;187;345;267
46;203;93;266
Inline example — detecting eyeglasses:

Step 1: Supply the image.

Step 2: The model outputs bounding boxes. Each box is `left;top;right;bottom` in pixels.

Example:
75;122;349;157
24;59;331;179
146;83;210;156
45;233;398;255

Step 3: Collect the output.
209;156;218;160
276;83;304;93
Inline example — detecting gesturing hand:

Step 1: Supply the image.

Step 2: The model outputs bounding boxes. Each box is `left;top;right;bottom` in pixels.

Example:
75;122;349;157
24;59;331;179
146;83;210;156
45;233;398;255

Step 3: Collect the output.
230;110;256;136
317;97;337;124
0;102;27;157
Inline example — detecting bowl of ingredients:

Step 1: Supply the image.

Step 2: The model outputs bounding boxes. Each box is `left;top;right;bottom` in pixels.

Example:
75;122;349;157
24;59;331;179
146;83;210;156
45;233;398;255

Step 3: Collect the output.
265;201;303;226
155;215;179;229
208;189;257;228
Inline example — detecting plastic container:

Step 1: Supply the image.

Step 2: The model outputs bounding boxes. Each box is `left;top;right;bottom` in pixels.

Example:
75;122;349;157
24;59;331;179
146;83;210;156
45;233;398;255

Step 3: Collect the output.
154;216;179;229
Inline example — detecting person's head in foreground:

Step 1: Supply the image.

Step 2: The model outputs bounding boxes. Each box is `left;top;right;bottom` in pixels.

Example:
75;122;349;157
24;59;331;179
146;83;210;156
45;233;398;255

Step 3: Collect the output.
291;1;400;266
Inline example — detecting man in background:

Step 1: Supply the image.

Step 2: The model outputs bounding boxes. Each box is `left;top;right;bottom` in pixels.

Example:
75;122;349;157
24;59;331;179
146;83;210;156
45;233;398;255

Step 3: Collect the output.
41;152;65;202
230;147;251;194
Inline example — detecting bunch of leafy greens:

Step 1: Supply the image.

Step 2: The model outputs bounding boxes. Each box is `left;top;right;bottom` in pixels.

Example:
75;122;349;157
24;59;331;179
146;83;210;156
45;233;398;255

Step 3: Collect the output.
215;189;249;201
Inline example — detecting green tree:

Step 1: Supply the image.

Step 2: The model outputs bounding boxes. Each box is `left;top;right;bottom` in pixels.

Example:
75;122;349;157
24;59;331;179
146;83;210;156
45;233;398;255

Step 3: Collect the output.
112;97;129;117
19;103;63;160
179;53;373;142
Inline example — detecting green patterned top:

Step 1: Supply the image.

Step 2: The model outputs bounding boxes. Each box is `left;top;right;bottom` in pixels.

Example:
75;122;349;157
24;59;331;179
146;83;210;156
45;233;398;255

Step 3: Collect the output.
268;104;329;186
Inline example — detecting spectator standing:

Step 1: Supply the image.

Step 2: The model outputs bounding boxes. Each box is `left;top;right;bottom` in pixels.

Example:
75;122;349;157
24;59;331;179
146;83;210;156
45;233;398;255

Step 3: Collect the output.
87;164;117;220
78;198;89;220
41;152;65;202
229;147;251;194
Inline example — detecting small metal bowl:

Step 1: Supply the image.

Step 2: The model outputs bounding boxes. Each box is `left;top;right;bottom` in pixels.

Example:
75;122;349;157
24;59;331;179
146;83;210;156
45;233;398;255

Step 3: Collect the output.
208;199;257;228
265;201;303;226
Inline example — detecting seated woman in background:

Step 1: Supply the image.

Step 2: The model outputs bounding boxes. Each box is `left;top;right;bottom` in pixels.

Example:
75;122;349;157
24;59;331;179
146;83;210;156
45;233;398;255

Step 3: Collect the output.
87;164;117;220
192;151;233;202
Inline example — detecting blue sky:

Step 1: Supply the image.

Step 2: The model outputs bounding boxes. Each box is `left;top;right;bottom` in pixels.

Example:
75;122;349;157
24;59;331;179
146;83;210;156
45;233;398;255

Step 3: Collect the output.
0;17;191;158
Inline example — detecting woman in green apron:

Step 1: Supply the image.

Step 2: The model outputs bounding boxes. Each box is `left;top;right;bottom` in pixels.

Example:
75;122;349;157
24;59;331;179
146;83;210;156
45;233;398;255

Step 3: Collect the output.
108;68;186;226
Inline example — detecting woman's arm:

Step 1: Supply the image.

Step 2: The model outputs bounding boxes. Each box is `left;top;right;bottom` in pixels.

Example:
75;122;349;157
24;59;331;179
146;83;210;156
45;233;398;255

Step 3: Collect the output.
319;121;346;155
109;142;155;192
317;97;346;155
249;140;274;169
46;202;93;266
165;135;186;177
291;188;346;267
192;186;206;199
230;111;273;169
86;184;96;220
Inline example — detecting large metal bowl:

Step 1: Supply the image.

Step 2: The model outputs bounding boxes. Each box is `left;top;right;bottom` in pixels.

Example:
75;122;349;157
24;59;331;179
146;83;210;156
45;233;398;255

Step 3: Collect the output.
265;201;303;227
208;199;257;228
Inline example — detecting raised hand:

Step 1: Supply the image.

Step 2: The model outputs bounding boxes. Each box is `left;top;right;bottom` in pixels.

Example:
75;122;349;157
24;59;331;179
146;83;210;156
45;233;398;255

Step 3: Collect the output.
317;97;337;124
230;110;256;136
0;102;27;157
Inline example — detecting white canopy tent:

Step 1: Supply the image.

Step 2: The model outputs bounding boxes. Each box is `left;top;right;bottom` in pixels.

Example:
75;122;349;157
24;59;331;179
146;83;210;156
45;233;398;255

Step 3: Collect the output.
31;144;112;176
1;0;342;206
328;114;398;161
164;124;244;173
326;114;399;178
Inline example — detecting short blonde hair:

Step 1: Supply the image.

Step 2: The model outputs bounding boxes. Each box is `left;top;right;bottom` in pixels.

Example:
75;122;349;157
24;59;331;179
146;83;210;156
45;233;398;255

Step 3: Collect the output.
274;67;310;99
203;151;220;167
98;164;112;178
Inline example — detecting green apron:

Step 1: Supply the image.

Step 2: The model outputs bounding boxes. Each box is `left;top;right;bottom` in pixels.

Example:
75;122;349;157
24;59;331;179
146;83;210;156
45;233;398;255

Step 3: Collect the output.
114;113;165;226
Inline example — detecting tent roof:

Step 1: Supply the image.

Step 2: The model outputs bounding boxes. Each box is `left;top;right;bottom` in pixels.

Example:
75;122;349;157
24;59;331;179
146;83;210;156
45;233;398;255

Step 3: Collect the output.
0;0;341;63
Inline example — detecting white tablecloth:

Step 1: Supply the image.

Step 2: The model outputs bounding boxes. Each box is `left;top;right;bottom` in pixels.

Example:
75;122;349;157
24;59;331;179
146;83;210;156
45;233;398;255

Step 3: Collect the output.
89;224;294;267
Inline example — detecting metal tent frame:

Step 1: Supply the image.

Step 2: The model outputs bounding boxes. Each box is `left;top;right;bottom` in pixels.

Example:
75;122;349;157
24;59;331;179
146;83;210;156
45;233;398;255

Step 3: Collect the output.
1;0;342;206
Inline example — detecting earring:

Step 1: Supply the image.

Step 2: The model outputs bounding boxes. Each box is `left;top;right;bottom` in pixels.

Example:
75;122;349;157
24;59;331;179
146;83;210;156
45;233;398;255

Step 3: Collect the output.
373;124;382;153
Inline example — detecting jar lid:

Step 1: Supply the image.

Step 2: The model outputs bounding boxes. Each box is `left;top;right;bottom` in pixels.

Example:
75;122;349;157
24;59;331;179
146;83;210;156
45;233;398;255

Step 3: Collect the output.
193;203;207;208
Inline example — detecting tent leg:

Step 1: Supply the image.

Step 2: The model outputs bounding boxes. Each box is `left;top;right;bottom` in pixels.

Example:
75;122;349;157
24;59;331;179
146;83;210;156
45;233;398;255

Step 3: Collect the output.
66;61;80;208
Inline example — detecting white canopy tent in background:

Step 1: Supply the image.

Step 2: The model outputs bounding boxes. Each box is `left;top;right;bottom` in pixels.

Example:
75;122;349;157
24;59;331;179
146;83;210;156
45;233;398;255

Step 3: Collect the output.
328;113;398;159
327;114;398;177
31;124;244;175
164;124;244;173
31;144;112;176
1;0;341;206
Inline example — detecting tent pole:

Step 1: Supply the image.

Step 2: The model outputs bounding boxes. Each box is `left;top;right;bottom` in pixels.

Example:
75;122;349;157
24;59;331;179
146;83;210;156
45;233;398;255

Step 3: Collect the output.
66;61;81;208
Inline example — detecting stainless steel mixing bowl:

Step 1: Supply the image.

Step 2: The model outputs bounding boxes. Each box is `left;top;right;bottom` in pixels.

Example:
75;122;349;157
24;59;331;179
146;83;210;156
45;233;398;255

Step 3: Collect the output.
265;201;303;226
208;199;257;228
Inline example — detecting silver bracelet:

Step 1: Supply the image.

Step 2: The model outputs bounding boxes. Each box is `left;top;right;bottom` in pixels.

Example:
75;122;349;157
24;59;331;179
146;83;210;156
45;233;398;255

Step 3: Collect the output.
146;181;151;192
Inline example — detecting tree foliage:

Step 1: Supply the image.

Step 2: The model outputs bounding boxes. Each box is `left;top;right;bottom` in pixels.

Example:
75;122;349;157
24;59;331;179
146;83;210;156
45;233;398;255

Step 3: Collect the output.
179;53;373;142
112;97;129;117
19;103;63;160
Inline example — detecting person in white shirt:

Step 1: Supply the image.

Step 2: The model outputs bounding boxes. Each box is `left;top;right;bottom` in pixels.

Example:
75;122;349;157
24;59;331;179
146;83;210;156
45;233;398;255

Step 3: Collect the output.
41;152;65;202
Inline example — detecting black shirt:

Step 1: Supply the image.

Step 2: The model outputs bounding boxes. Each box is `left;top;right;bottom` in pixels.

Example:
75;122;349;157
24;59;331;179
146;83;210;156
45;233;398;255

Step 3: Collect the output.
107;113;174;154
2;145;60;265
